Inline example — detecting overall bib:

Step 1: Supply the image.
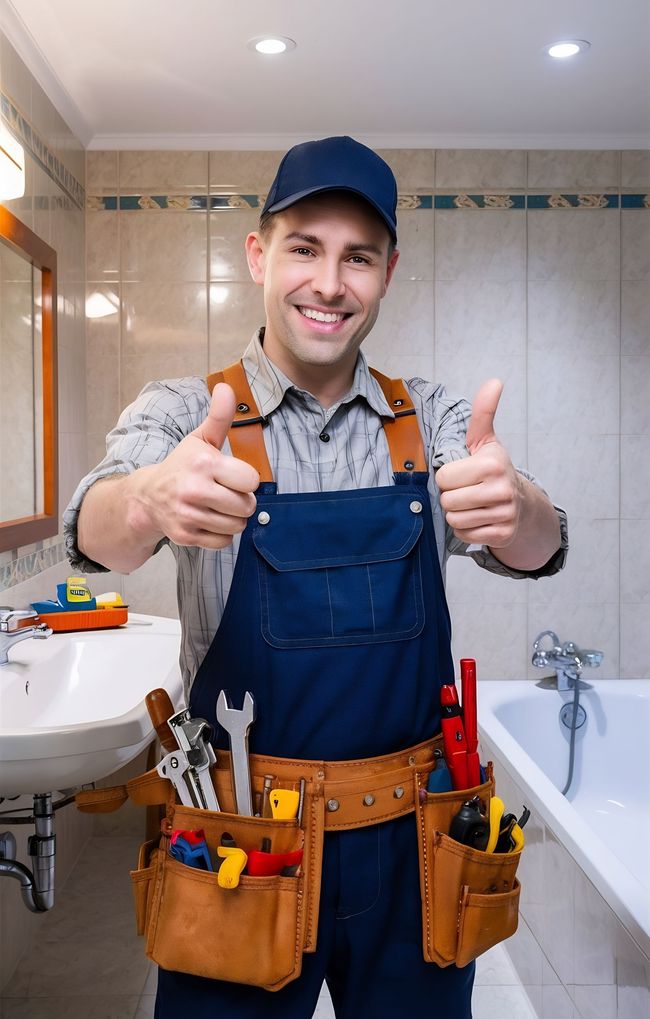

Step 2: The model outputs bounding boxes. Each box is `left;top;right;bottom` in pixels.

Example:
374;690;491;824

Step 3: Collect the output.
155;365;476;1019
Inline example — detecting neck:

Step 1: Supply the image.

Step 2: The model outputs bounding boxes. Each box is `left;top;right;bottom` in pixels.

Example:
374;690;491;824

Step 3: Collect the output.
261;337;357;408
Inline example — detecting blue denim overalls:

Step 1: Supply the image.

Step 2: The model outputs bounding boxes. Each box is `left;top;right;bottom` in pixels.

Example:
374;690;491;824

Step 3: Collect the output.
155;363;475;1018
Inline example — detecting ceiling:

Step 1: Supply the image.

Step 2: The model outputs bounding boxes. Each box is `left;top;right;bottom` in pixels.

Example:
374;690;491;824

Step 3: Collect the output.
2;0;649;149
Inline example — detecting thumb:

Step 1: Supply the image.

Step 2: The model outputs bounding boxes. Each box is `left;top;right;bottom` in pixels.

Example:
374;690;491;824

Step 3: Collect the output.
193;382;236;450
466;378;503;453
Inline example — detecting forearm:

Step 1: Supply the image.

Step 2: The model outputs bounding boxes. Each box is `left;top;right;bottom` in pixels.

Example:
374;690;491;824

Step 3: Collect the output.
77;469;165;574
490;476;561;572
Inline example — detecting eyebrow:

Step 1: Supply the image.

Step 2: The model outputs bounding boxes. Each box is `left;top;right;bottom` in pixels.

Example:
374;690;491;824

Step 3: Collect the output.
283;231;384;258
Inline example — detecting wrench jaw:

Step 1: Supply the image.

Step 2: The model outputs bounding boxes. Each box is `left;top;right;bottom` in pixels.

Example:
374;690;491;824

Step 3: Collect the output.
161;709;221;811
216;690;257;816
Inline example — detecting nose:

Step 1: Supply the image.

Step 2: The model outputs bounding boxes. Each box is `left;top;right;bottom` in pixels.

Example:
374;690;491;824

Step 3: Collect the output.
310;257;345;302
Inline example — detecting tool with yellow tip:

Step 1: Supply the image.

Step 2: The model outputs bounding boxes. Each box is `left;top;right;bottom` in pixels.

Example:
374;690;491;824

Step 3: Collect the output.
269;788;300;820
216;846;248;889
486;795;505;853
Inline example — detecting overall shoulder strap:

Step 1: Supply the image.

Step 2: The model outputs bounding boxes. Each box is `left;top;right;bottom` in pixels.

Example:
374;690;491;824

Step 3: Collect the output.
206;361;273;482
369;368;427;473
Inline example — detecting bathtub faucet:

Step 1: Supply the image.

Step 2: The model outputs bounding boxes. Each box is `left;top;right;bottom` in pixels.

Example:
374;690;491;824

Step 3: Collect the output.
532;630;604;691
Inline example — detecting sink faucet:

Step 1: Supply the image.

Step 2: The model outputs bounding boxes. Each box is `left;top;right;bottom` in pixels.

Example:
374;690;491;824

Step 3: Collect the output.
0;608;52;666
532;630;604;691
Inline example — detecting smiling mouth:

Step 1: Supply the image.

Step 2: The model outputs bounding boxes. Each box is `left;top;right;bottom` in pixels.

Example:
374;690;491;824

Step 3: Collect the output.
297;306;352;324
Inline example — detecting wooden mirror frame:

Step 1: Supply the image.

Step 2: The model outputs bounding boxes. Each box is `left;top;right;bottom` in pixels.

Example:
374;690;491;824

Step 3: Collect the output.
0;205;58;551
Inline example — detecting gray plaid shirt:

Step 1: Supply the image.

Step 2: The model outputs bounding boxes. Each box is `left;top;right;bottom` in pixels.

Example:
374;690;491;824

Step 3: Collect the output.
64;331;568;695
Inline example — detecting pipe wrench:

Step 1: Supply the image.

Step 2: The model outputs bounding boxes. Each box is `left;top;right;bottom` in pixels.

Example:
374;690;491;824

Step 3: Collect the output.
156;708;220;811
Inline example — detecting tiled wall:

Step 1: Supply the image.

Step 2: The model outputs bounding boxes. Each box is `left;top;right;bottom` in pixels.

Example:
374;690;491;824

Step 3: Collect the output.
0;31;92;992
85;147;650;680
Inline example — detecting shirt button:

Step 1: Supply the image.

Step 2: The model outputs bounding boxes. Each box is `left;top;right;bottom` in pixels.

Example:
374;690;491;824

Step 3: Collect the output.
319;431;330;443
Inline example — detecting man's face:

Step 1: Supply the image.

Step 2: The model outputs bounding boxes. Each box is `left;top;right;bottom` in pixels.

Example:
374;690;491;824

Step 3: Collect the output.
245;192;399;389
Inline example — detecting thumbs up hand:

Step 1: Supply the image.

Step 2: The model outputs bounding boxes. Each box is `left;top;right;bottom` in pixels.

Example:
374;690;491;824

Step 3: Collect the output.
135;382;260;551
435;380;524;549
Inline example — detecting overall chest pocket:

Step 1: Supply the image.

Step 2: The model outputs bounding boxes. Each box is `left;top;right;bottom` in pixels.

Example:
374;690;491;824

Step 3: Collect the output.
253;489;426;649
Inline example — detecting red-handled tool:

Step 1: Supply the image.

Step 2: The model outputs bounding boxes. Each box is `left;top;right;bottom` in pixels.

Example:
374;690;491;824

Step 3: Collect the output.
247;848;303;877
460;659;481;787
440;684;469;790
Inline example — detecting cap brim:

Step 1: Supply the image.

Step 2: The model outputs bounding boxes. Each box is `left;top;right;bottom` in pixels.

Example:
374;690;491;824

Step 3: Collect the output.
264;185;397;243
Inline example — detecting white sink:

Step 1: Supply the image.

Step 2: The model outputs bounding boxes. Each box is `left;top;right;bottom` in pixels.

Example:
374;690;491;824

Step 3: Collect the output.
0;614;183;795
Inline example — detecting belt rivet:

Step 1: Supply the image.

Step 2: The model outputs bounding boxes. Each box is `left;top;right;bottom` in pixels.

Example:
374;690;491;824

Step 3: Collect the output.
237;402;249;413
317;769;325;780
363;794;375;807
258;511;271;525
410;500;423;514
394;786;405;799
408;755;416;766
327;798;340;812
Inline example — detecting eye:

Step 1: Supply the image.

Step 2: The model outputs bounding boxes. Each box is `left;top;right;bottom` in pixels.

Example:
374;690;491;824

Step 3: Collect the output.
292;247;314;257
348;254;371;265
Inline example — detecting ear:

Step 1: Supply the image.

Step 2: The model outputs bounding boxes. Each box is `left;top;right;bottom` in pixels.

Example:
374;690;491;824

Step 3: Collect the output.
245;232;266;286
381;248;400;297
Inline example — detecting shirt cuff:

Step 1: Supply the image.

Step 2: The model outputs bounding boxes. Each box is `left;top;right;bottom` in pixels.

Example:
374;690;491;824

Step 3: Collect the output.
63;466;132;574
466;503;569;580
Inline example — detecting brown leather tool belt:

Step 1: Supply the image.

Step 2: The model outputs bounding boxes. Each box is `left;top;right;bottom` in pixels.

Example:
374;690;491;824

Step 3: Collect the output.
76;734;444;831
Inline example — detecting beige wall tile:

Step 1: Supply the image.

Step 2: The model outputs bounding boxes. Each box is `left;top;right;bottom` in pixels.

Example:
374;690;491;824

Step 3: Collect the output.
120;211;207;282
0;32;32;118
87;151;118;192
209;209;259;280
208;281;265;368
209;150;284;191
528;351;620;435
119;151;208;193
621;436;650;518
621;210;650;280
86;284;120;359
621;150;650;189
435;350;526;434
392;209;433;281
621;355;650;435
450;601;528;679
378;148;435;190
362;280;434;377
622;281;650;354
435;280;526;356
620;603;650;679
528;433;619;521
435;210;526;280
86;211;119;283
121;281;207;357
86;354;120;442
527;151;620;191
528;210;620;281
528;281;620;356
435;150;526;190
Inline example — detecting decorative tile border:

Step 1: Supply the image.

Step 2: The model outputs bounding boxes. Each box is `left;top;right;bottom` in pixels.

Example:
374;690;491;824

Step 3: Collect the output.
0;90;85;210
0;540;67;593
87;192;650;211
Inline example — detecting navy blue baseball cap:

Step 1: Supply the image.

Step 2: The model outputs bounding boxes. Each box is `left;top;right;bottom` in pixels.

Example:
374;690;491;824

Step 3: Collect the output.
261;136;398;243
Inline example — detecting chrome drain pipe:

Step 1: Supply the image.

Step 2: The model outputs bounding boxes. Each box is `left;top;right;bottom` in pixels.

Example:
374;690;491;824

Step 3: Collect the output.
0;792;56;912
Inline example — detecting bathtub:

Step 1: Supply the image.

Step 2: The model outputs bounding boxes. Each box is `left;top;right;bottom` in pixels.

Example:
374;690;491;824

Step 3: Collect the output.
477;679;650;963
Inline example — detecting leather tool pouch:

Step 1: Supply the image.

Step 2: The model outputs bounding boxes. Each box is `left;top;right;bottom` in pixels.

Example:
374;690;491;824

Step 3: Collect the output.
127;766;324;991
413;763;521;968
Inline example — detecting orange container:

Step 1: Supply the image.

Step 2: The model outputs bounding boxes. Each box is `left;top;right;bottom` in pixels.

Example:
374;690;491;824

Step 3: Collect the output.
38;607;129;632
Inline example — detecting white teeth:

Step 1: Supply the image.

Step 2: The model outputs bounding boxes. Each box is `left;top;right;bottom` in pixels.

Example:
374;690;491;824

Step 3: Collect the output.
299;307;346;323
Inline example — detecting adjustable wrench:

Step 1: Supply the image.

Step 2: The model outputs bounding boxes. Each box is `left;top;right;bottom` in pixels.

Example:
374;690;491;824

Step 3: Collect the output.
147;689;220;811
216;690;256;815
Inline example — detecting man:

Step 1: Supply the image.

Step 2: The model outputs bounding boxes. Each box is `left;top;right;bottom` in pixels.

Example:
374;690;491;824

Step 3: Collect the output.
65;136;567;1018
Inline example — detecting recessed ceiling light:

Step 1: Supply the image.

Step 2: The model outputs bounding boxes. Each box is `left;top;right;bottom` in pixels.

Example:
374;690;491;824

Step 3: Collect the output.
545;39;591;59
247;36;296;55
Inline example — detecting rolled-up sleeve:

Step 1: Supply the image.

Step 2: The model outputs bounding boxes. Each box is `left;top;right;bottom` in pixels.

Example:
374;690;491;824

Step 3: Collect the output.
406;377;568;580
63;377;209;573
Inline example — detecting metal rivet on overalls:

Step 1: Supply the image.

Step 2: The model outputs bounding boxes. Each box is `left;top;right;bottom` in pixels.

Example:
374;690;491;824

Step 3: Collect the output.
237;402;249;413
257;511;270;525
404;460;415;470
363;794;375;807
327;798;340;812
410;500;423;514
394;786;405;799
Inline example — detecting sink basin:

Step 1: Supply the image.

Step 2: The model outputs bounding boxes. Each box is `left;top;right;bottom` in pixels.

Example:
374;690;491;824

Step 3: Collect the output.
0;614;183;795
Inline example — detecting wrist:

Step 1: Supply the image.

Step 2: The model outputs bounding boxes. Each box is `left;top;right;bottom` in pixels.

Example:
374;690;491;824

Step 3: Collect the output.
125;465;166;550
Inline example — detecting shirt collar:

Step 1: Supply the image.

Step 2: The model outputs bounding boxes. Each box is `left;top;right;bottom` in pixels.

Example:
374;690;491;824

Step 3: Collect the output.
241;328;394;419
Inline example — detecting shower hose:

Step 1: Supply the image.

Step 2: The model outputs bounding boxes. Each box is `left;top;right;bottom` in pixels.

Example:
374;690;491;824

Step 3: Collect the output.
561;677;581;796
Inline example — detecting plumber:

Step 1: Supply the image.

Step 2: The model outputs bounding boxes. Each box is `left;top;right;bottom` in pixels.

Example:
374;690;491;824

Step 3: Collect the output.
64;136;567;1018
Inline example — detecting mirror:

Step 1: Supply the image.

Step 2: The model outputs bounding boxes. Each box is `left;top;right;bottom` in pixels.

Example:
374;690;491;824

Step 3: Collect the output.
0;205;57;551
